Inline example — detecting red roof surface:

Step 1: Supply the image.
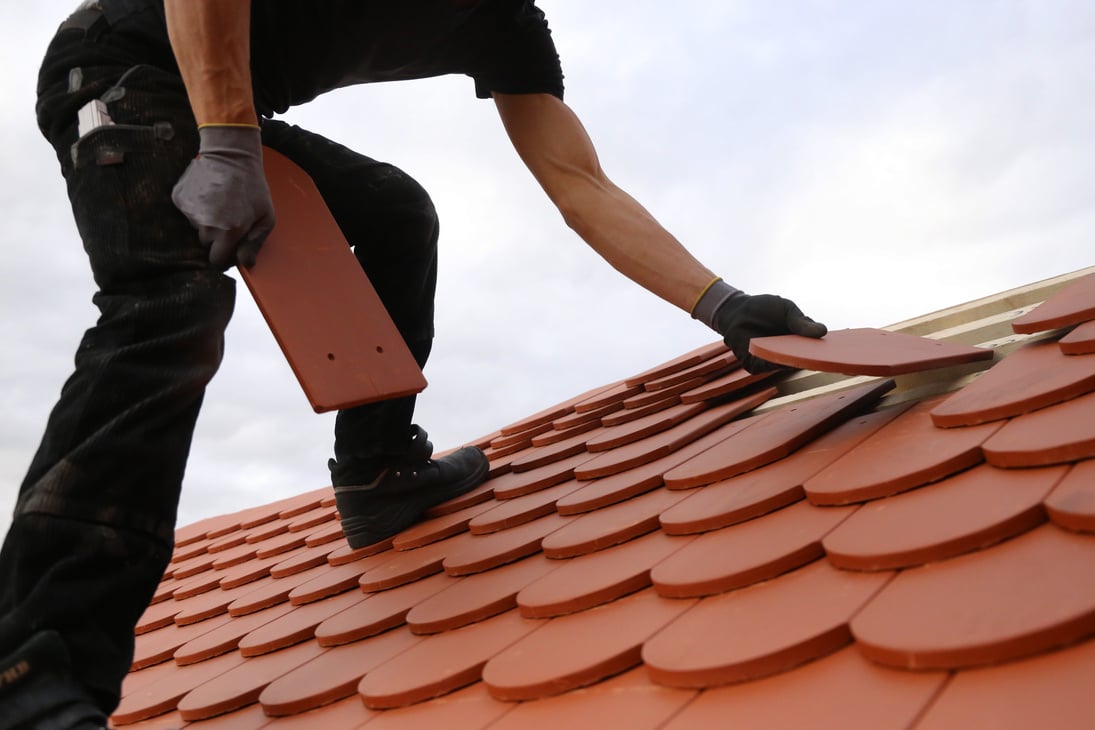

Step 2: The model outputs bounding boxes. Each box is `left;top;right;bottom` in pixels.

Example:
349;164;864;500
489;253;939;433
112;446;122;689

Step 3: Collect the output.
115;268;1095;729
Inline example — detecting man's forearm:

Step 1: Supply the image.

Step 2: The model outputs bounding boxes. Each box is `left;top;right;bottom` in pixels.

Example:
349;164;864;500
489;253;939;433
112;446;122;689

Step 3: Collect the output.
494;92;716;313
165;0;257;127
557;172;717;313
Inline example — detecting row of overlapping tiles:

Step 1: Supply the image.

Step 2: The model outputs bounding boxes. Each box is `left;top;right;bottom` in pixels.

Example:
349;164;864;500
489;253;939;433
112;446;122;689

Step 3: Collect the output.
118;273;1095;729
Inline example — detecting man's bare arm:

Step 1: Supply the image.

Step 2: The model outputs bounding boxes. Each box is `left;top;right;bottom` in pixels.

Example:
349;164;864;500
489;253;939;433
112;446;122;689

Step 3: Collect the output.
493;92;717;313
164;0;257;127
164;0;273;269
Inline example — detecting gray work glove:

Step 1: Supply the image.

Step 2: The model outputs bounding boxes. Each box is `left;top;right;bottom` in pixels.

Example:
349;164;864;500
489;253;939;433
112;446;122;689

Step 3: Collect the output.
714;293;828;373
172;125;274;269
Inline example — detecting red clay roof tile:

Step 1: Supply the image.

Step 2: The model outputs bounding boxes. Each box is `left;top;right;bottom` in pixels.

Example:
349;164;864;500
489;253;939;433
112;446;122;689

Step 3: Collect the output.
114;269;1095;729
623;342;725;387
258;627;420;717
468;480;584;534
442;513;573;575
664;379;894;489
851;524;1095;669
517;531;691;618
176;639;325;721
660;406;905;535
750;327;994;375
358;610;538;709
981;389;1095;467
315;571;453;647
354;683;506;730
652;500;854;598
913;631;1095;730
643;560;891;687
1044;458;1095;532
174;602;296;666
1010;271;1095;334
406;554;559;633
823;463;1064;570
929;341;1095;427
483;589;694;702
540;488;688;558
804;397;1003;505
661;646;945;730
574;387;775;480
489;667;695;730
236;588;367;658
1060;318;1095;354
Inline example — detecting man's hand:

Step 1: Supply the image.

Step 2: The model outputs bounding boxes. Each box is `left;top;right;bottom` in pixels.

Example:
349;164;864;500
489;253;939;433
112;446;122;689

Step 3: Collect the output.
172;125;274;269
715;293;828;373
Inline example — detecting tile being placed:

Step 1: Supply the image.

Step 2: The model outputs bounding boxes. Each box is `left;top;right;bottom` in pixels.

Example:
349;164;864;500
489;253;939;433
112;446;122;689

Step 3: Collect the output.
664;379;895;489
929;341;1095;427
749;328;993;375
981;389;1095;467
823;463;1064;570
1060;319;1095;354
851;525;1095;669
805;397;1004;505
1011;271;1095;333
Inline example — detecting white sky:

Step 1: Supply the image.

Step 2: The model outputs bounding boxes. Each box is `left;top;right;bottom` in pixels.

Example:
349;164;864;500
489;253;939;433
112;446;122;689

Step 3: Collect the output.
1;1;1093;538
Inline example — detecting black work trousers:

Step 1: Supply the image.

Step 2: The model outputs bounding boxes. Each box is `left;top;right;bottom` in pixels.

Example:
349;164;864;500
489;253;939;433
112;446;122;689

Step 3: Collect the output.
0;9;437;715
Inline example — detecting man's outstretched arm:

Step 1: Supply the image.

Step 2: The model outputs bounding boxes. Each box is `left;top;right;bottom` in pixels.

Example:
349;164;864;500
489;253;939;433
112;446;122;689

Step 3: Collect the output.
493;92;827;371
493;92;714;313
164;0;273;269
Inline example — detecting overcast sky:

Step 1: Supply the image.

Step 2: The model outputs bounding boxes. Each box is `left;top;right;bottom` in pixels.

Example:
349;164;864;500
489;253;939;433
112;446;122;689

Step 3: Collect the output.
1;1;1092;539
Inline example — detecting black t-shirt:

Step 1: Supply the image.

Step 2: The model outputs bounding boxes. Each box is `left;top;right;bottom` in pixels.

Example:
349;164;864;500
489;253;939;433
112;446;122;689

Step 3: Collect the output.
106;0;565;117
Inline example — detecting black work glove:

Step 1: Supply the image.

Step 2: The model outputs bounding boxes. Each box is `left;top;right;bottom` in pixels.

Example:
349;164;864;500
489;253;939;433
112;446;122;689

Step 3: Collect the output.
172;125;275;270
714;293;828;373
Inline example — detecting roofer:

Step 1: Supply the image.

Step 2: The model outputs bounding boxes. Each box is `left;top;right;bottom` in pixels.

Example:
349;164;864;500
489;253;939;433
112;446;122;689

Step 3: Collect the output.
0;1;826;726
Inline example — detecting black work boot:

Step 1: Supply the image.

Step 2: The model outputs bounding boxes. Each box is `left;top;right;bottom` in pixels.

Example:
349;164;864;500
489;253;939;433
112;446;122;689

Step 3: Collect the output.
0;631;108;730
332;425;490;549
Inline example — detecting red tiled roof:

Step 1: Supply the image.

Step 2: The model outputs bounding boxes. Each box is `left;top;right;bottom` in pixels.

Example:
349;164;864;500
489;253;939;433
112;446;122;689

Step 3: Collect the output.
115;268;1095;729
